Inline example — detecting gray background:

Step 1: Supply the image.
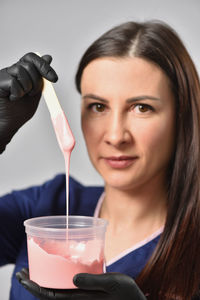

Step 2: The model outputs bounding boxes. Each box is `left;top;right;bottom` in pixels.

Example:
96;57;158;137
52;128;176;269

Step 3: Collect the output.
0;0;199;298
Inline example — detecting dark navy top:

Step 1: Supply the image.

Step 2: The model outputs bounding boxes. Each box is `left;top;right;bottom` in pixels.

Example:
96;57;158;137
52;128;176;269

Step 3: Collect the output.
0;174;161;300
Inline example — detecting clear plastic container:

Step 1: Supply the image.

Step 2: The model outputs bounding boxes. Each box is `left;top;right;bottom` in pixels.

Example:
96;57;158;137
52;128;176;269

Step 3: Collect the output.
24;215;108;289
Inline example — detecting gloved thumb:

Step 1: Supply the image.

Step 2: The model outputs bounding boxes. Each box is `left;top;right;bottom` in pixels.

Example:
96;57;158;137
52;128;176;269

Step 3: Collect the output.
74;273;146;299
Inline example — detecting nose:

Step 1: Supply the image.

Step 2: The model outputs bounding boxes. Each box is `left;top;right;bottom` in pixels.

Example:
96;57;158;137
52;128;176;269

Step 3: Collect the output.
104;111;132;147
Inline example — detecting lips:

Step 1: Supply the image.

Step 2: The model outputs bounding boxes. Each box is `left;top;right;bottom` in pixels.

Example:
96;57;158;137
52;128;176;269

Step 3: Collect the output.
103;156;137;169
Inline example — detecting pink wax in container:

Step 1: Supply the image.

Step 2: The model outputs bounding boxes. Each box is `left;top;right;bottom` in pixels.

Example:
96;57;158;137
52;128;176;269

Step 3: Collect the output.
27;237;104;288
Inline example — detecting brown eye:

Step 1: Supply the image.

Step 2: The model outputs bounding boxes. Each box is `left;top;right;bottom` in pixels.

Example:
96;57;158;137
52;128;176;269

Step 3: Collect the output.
138;104;149;112
134;104;153;113
95;104;105;112
90;103;105;112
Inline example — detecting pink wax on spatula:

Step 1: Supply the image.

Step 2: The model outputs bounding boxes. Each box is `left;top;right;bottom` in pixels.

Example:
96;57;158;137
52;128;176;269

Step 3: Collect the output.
25;54;107;289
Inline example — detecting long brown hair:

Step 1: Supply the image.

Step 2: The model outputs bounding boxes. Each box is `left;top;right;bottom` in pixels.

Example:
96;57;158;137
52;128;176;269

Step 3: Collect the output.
75;21;200;299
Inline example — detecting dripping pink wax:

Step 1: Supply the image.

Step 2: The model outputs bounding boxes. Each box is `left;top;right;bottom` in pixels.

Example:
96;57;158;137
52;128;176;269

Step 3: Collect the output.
51;110;75;224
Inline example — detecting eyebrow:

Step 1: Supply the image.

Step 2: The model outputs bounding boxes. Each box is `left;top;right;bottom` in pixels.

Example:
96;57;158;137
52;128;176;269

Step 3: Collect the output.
82;93;161;103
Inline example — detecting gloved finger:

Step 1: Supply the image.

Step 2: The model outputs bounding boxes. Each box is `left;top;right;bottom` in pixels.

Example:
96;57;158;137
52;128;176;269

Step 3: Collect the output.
18;280;105;300
73;273;117;292
20;52;58;82
7;76;24;101
7;63;33;96
20;281;63;300
53;289;107;300
0;69;24;100
16;267;29;281
16;269;63;300
42;55;52;65
20;279;59;300
16;60;43;97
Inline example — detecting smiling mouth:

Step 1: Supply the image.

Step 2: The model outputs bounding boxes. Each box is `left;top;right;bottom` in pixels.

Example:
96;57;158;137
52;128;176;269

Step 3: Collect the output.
103;156;137;169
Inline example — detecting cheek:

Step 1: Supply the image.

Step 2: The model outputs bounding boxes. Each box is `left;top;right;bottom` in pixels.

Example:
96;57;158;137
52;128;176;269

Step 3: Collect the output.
81;116;102;151
136;116;175;163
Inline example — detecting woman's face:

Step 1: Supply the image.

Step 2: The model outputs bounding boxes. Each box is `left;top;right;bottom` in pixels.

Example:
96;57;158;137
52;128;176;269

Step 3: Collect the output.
80;57;175;191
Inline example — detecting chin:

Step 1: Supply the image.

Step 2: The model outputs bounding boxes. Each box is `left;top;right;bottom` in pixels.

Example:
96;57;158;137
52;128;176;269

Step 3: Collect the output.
104;175;137;191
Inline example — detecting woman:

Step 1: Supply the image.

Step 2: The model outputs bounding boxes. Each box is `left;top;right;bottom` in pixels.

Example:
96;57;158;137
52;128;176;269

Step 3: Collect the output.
1;20;200;299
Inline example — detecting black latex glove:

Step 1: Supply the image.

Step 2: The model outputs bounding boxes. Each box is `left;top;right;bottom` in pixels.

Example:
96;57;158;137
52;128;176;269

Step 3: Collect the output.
0;52;58;154
16;268;146;300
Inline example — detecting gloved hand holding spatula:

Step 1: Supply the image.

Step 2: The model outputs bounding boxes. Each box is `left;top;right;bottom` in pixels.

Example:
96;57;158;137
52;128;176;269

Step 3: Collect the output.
0;52;58;154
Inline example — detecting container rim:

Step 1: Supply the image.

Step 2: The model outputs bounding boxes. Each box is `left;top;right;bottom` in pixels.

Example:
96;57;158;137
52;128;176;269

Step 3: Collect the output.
24;215;108;234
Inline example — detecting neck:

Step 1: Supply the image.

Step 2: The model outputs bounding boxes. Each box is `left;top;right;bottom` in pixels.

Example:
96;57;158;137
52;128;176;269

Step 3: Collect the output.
100;177;167;234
